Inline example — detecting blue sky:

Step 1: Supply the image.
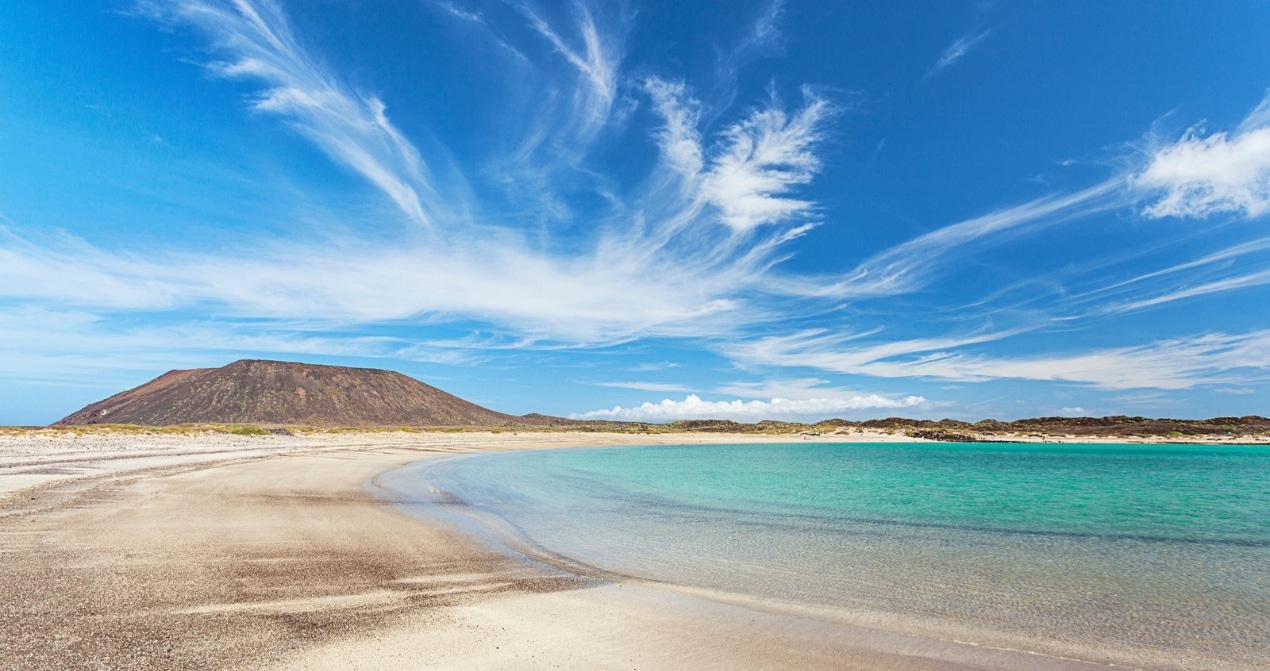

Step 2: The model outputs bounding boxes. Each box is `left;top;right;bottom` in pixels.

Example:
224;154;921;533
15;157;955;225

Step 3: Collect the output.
3;0;1270;424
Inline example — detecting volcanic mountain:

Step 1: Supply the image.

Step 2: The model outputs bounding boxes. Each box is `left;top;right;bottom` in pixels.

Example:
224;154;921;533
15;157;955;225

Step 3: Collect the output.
56;359;522;427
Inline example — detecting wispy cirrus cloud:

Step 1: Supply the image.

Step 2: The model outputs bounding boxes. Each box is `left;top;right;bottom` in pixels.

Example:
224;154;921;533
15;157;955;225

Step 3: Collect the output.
526;3;618;101
714;377;849;399
929;30;992;76
644;78;705;180
0;0;835;348
0;304;446;386
0;230;753;341
1046;234;1270;319
725;328;1021;375
727;328;1270;390
1090;236;1270;297
135;0;437;226
700;87;831;233
1102;268;1270;314
740;0;786;55
767;89;1270;309
8;0;1270;416
425;0;626;145
773;178;1128;300
644;78;832;234
436;1;484;24
711;0;788;110
571;392;926;421
596;381;694;393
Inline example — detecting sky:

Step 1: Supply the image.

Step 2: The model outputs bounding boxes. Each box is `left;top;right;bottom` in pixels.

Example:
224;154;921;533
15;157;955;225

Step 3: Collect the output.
2;0;1270;425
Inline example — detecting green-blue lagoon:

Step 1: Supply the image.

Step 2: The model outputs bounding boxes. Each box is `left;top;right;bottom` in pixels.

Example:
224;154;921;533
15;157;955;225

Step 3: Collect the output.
380;442;1270;668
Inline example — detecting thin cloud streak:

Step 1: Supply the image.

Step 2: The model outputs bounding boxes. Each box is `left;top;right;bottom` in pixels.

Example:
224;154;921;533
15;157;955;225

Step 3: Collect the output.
773;178;1129;299
1087;236;1270;297
138;0;437;226
519;1;623;142
727;328;1270;390
929;30;992;75
714;377;847;400
596;381;694;392
0;306;446;386
0;235;752;341
437;1;484;24
741;0;785;54
709;0;788;115
1104;268;1270;313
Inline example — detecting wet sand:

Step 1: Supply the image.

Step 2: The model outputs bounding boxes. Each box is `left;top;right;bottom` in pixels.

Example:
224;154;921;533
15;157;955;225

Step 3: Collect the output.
0;431;1158;670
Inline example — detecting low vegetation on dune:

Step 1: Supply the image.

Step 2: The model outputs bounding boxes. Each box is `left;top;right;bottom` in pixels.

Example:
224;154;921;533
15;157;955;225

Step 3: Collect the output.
6;415;1269;442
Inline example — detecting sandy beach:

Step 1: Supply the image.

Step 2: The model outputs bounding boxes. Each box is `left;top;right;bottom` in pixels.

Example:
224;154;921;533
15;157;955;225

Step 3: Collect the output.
0;430;1220;670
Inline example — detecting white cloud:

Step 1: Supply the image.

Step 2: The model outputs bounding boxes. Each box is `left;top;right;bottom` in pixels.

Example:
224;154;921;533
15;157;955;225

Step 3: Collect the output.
14;0;1266;410
747;0;785;50
1051;235;1270;319
630;361;681;372
572;392;926;422
1087;236;1270;298
0;1;848;349
644;78;704;179
767;93;1270;306
699;88;830;233
0;233;764;342
520;2;621;140
929;30;992;75
1104;268;1270;313
726;328;1025;373
639;79;833;238
596;381;694;393
711;0;788;113
785;179;1126;299
713;377;840;399
0;305;428;387
139;0;436;226
1135;92;1270;219
436;1;484;24
636;81;832;246
727;328;1270;391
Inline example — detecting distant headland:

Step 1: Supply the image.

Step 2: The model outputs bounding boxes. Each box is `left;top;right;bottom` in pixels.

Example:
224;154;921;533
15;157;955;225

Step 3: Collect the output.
46;360;1270;442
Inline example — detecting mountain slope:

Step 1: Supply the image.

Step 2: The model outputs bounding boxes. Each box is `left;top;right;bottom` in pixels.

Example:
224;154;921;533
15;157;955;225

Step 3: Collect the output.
55;359;518;427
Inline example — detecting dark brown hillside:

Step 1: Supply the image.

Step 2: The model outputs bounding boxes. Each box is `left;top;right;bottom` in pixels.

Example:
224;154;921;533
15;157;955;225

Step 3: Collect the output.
55;359;518;427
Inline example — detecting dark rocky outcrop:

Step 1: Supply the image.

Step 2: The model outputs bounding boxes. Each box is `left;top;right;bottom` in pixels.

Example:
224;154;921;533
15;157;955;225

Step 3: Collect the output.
905;428;981;443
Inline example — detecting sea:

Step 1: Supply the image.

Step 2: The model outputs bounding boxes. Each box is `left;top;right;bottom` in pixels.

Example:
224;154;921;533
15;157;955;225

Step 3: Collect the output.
376;441;1270;669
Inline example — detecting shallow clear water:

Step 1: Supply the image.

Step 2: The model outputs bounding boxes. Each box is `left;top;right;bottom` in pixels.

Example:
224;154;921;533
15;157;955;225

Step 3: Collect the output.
380;442;1270;667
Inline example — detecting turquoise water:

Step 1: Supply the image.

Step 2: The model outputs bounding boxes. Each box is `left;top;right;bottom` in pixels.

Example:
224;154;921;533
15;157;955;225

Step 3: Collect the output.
380;442;1270;668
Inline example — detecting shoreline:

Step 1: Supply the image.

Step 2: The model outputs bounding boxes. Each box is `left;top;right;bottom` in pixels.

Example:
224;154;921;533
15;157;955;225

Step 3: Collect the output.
373;440;1263;671
4;426;1263;498
0;431;1243;670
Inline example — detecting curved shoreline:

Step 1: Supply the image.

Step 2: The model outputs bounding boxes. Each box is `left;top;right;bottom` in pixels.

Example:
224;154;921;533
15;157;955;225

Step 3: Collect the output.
0;431;1220;670
369;444;1254;671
